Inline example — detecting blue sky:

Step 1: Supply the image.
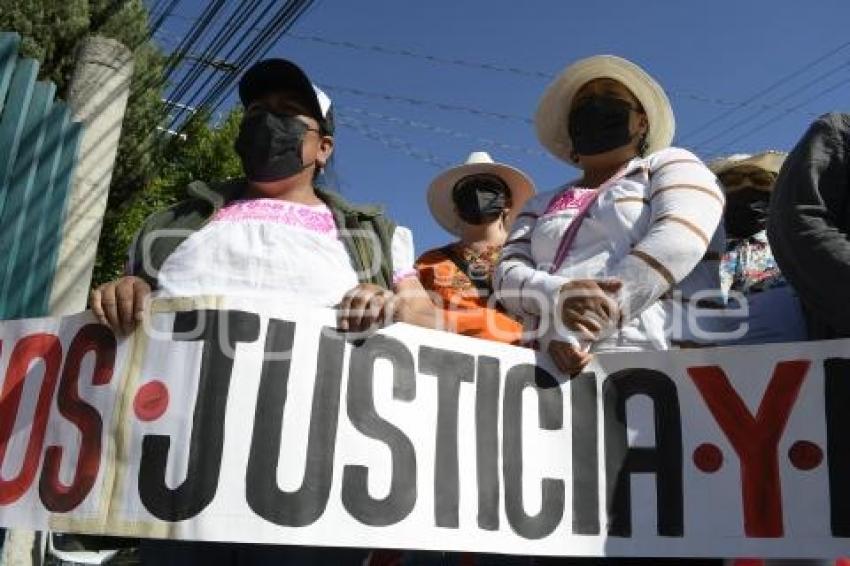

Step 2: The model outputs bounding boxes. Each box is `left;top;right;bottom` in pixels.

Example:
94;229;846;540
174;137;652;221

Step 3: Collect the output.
156;0;850;254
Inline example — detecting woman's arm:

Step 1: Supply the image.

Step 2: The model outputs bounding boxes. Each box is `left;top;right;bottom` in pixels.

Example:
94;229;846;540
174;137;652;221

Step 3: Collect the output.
493;196;569;318
338;226;441;332
607;148;724;326
416;251;523;342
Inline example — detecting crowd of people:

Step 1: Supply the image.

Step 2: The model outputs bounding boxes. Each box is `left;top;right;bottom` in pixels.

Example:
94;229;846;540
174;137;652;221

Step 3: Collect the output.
36;52;850;564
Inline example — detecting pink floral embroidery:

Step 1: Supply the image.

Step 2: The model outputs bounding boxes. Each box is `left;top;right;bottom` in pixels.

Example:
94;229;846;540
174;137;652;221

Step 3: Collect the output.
213;199;337;235
545;187;596;215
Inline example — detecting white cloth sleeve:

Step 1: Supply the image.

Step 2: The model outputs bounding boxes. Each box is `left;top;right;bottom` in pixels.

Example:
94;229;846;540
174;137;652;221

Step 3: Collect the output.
608;148;724;328
493;200;570;317
391;226;417;286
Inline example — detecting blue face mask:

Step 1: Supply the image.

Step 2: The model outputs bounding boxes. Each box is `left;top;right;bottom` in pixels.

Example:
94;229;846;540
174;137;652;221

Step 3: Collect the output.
234;110;317;182
568;96;637;156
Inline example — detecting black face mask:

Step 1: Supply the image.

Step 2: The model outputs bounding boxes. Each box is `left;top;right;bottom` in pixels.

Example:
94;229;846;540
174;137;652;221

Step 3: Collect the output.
725;187;770;238
452;174;509;225
568;96;637;157
234;110;317;182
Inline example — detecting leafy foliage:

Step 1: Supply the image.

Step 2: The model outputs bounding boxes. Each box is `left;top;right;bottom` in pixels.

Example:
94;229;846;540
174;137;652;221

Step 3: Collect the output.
93;109;244;284
0;1;246;286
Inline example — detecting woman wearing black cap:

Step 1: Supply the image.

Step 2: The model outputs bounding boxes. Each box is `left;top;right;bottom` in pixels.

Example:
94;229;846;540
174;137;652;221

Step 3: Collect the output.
92;58;436;338
90;58;437;565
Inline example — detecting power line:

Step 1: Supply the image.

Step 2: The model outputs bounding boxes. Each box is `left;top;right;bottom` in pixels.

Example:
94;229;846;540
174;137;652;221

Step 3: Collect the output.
158;0;233;126
677;38;850;144
195;0;316;128
162;13;833;120
278;31;825;117
146;0;182;43
689;59;850;151
285;32;555;80
322;83;533;124
338;105;548;158
122;1;315;178
163;0;269;131
337;115;451;168
705;72;850;158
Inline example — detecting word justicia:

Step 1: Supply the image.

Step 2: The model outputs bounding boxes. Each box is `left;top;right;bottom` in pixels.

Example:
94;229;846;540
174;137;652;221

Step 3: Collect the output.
1;306;848;548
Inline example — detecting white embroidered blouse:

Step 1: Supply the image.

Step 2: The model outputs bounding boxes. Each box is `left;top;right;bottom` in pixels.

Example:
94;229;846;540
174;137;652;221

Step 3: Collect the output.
494;147;724;353
155;198;417;306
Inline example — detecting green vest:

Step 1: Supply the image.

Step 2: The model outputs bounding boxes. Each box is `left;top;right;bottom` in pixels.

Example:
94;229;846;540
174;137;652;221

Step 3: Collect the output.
129;179;397;290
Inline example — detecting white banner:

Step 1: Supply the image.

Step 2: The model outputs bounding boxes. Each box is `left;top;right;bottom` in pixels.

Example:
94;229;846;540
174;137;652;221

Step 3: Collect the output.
0;296;848;558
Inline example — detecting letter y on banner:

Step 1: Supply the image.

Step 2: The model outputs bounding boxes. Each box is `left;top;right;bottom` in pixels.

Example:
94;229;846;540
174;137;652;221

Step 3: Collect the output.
688;361;809;537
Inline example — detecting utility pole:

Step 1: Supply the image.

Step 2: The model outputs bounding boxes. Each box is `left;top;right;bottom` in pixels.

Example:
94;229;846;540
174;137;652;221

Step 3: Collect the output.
48;36;134;316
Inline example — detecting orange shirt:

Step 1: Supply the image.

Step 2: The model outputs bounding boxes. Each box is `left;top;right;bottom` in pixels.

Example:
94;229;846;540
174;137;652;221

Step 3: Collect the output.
415;247;523;345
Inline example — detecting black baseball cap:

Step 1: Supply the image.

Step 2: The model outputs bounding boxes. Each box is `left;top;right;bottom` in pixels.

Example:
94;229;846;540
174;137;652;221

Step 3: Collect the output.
238;58;334;134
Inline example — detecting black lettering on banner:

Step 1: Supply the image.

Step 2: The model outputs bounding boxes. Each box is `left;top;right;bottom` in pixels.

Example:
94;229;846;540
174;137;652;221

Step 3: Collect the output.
603;368;683;537
246;322;346;526
476;356;501;531
825;357;850;537
418;346;474;529
343;334;417;526
40;324;116;512
571;371;599;535
503;364;565;540
139;310;260;521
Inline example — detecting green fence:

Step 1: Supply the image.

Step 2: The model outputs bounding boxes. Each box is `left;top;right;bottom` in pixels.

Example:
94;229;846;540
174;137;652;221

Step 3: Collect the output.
0;32;83;319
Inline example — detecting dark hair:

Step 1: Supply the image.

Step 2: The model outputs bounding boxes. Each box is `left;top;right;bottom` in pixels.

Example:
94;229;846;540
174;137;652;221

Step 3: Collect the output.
638;131;649;156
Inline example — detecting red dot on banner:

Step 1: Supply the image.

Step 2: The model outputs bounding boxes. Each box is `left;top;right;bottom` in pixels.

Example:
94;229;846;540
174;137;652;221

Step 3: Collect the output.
693;443;723;473
788;440;823;471
134;380;169;422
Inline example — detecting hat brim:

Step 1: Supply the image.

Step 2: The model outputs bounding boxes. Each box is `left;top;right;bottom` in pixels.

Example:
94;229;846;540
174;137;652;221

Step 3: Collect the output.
535;55;675;164
427;162;535;237
709;151;788;177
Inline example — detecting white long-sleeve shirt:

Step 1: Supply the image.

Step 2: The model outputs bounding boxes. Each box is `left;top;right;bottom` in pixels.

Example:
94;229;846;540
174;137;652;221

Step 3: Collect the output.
494;147;723;353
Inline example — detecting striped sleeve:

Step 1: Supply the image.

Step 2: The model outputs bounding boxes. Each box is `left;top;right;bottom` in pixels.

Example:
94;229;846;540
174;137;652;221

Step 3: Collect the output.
608;147;724;323
493;193;569;317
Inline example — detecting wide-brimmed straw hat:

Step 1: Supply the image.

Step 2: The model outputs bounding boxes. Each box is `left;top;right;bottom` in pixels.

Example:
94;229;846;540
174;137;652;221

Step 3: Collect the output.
708;151;787;177
535;55;675;165
427;151;535;236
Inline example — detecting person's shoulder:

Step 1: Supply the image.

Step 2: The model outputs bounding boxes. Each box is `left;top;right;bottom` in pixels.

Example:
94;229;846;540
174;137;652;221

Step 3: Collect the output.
646;146;705;169
316;187;385;218
813;112;850;129
804;112;850;142
137;178;237;234
416;246;451;266
523;188;561;211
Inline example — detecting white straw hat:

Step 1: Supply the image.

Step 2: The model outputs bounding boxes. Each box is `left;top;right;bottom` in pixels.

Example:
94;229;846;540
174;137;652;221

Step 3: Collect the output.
708;150;788;177
427;151;535;236
535;55;675;164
